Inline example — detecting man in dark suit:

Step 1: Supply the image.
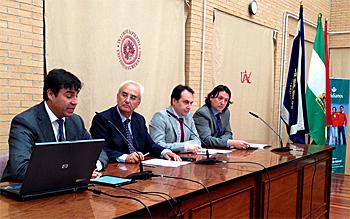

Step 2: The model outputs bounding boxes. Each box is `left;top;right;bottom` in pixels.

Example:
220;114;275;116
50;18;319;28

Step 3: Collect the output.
90;80;181;163
193;85;250;149
1;69;108;182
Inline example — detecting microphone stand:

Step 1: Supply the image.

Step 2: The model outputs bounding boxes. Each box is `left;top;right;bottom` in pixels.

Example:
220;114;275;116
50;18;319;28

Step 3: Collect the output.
248;112;291;152
194;149;220;165
95;112;154;180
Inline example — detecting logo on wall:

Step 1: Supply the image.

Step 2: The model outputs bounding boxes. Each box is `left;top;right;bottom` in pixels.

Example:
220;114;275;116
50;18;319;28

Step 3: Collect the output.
240;70;252;83
116;29;141;70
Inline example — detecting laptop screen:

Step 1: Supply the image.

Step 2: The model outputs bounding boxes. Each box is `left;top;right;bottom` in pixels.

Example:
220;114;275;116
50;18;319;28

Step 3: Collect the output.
20;139;104;196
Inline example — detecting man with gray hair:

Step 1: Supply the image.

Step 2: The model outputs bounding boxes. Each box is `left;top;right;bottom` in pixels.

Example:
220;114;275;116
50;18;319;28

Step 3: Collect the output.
90;80;181;163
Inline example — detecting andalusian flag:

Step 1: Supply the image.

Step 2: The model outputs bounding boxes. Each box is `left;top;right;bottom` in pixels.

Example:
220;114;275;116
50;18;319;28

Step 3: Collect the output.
306;15;326;145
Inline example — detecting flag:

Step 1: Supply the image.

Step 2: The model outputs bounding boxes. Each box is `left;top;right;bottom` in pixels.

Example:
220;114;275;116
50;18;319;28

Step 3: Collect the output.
281;4;309;143
324;19;331;126
306;14;326;145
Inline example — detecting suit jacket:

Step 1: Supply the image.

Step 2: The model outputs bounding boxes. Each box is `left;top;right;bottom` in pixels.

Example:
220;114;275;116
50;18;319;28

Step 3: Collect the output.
193;105;233;147
1;101;108;182
90;106;164;161
149;107;201;152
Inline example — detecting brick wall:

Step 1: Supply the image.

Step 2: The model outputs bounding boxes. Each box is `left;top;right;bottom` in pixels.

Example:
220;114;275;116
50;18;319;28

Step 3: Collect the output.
330;0;350;48
0;0;44;152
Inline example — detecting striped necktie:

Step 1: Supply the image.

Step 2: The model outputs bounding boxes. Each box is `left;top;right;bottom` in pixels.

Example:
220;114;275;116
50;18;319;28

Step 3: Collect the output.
123;119;136;153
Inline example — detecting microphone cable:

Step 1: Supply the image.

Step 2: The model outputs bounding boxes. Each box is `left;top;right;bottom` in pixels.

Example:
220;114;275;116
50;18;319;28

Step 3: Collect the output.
223;161;271;219
116;186;182;217
157;174;213;219
88;187;153;219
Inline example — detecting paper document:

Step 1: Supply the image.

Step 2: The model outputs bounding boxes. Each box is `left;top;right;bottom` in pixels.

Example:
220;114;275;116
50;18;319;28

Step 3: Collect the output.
196;149;232;155
142;159;191;167
248;143;269;149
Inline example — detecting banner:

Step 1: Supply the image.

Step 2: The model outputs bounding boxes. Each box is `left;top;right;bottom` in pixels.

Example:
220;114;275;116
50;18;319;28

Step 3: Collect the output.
281;5;308;143
329;78;349;173
213;10;274;144
45;0;187;126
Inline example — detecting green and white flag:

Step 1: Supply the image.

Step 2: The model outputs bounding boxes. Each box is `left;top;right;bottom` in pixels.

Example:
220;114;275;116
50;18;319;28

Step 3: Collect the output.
306;15;326;145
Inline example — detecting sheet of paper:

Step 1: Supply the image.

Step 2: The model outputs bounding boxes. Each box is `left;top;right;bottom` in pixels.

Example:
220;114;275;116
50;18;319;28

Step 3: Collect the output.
142;159;191;167
196;149;232;155
248;143;269;149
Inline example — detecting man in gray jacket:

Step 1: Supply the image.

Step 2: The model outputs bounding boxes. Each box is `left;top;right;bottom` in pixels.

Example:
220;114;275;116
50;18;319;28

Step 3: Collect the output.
149;85;202;153
193;85;250;149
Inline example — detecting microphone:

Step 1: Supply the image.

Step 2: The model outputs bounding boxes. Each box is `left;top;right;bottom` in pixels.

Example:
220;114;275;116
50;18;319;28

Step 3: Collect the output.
94;112;154;180
248;111;291;152
166;110;208;147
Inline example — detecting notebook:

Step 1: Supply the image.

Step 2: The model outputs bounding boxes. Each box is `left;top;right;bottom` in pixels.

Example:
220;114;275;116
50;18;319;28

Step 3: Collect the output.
0;139;104;200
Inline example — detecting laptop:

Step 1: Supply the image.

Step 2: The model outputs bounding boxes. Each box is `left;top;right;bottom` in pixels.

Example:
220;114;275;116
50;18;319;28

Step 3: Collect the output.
0;139;104;200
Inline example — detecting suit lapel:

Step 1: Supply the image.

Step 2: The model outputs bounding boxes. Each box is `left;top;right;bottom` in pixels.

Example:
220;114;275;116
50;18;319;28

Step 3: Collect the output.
37;102;56;142
130;115;140;149
166;108;180;140
112;107;125;132
65;117;76;141
112;107;131;148
207;106;218;132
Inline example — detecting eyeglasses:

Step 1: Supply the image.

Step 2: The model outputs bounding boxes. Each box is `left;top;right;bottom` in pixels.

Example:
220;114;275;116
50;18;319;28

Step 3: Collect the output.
119;91;140;101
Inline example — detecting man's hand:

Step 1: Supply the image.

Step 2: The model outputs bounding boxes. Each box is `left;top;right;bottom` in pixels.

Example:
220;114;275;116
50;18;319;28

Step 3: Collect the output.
91;170;102;179
186;144;202;153
126;152;144;163
228;140;250;149
163;151;182;161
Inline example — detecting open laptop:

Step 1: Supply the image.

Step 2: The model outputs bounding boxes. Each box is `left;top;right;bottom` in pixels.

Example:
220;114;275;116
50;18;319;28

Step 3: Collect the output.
0;139;104;200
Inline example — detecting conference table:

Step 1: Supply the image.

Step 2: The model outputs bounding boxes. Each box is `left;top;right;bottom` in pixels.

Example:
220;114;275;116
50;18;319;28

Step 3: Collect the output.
0;144;333;218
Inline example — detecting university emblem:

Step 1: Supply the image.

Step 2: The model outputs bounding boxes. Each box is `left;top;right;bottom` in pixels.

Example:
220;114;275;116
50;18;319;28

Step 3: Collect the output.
116;29;141;70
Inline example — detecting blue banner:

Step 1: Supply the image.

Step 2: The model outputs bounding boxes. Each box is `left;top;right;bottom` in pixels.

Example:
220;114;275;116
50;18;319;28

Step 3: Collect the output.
281;5;308;144
329;78;349;173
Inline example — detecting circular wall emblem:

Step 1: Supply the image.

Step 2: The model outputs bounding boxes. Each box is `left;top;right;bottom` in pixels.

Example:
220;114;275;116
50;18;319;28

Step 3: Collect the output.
116;29;141;70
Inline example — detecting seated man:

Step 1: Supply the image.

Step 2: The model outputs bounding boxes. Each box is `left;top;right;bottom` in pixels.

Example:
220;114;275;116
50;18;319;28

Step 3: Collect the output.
2;69;108;182
149;85;202;153
193;85;250;149
90;80;181;163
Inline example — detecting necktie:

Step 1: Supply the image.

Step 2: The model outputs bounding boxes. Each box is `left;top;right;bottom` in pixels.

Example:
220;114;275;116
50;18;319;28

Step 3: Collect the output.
179;118;185;142
215;113;224;137
123;119;136;153
56;119;65;142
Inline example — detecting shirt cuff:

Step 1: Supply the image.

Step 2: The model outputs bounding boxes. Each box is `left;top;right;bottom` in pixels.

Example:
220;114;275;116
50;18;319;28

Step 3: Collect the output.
95;160;103;171
184;143;190;152
116;154;128;162
160;149;172;158
226;139;231;148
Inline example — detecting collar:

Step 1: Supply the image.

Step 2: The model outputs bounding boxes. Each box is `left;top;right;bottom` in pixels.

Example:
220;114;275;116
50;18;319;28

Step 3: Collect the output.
211;107;220;116
44;101;65;123
116;105;132;122
170;107;183;119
